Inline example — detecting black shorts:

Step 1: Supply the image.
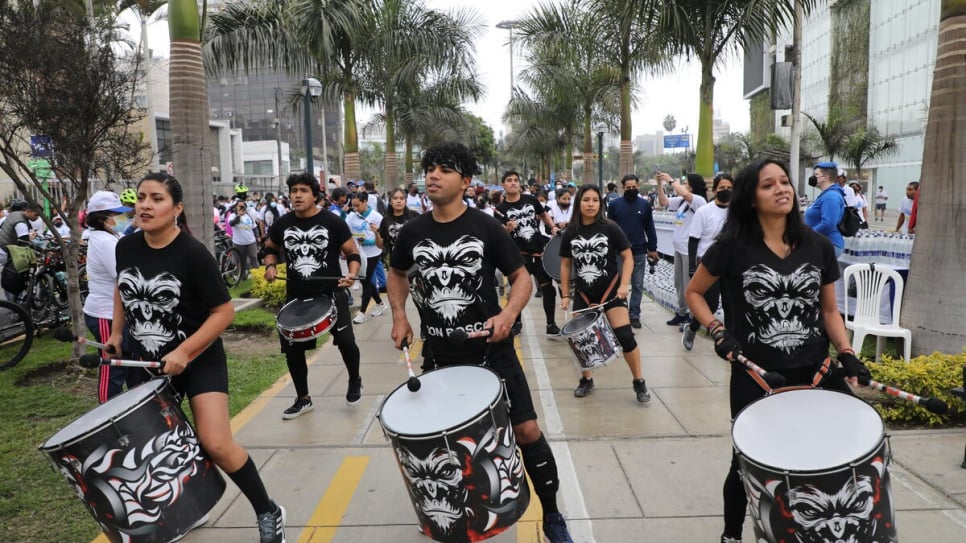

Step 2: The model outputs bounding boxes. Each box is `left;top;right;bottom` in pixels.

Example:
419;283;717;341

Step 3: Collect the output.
279;288;355;353
424;340;538;426
168;340;229;399
523;255;553;286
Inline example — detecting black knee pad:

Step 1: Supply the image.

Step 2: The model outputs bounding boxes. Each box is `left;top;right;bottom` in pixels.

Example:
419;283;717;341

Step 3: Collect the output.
614;324;637;352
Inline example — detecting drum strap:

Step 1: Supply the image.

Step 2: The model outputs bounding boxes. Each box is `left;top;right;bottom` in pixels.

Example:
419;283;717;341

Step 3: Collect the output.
811;357;833;387
745;368;773;393
579;275;619;307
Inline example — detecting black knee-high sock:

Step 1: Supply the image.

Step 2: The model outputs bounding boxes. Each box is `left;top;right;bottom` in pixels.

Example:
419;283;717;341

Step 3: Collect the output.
285;350;309;399
519;433;560;516
227;456;274;515
540;283;557;325
722;452;747;537
337;340;361;380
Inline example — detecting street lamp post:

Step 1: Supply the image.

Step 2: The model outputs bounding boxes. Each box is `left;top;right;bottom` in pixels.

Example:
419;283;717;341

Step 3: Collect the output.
273;88;284;192
595;124;606;192
300;77;322;178
496;20;516;95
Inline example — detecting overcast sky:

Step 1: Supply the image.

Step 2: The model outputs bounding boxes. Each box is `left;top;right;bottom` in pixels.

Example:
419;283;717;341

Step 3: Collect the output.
126;0;750;139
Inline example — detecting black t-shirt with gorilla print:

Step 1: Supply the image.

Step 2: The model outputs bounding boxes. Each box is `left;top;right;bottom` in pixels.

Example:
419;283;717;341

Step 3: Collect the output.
701;229;840;371
495;194;551;255
269;208;352;299
559;221;630;303
379;208;419;259
115;230;230;362
390;207;523;364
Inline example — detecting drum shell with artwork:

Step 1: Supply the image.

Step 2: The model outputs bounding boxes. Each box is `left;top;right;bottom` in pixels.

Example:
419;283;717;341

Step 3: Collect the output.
39;379;225;543
378;365;530;543
276;296;336;342
560;310;620;370
732;388;896;543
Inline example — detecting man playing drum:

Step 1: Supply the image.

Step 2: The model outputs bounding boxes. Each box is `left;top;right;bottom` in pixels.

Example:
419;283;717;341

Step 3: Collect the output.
387;142;575;543
263;173;364;419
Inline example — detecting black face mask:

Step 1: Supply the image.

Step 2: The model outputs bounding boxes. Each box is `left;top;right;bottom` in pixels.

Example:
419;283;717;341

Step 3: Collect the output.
807;175;818;188
623;189;639;201
559;202;570;209
716;189;732;203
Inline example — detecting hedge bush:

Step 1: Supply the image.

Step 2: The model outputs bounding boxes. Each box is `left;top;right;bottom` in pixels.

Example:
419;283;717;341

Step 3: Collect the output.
866;351;966;427
249;264;287;309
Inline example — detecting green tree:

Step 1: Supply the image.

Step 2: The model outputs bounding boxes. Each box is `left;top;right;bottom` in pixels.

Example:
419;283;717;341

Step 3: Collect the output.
841;127;897;180
803;111;852;162
902;0;966;355
655;0;820;177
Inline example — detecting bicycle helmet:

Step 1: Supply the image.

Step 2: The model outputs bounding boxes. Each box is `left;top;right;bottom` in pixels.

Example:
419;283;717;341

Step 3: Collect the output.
234;183;249;195
120;188;137;205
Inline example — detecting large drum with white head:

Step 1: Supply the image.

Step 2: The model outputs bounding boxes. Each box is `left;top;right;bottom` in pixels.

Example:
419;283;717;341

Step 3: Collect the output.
378;365;529;543
732;388;896;543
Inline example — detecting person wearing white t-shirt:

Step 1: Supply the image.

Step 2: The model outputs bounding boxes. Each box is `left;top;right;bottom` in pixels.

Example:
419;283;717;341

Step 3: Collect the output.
681;174;732;350
895;181;918;234
405;183;425;214
228;200;259;280
345;192;386;323
656;172;708;325
82;191;146;402
874;186;888;221
546;188;573;229
850;182;868;223
837;168;858;207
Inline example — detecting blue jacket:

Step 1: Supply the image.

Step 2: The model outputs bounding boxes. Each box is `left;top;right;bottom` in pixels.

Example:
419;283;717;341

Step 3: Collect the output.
804;184;845;249
607;196;658;254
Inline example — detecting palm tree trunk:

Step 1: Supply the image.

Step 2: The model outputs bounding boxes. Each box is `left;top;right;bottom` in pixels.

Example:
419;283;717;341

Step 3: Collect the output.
384;111;397;191
404;136;414;184
582;115;594;184
619;81;633;177
901;5;966;355
343;92;360;181
695;63;715;178
169;0;212;251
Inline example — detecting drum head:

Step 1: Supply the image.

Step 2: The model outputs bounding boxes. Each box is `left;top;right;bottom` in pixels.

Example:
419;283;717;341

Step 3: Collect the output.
560;311;599;335
732;389;884;472
277;297;333;328
380;366;501;436
41;379;167;450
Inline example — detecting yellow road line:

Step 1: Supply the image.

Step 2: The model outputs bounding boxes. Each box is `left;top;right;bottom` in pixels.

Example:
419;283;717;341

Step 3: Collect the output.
517;475;543;542
297;456;370;543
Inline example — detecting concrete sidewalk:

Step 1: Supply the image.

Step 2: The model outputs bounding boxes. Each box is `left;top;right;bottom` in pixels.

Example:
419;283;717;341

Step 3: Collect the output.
177;292;965;543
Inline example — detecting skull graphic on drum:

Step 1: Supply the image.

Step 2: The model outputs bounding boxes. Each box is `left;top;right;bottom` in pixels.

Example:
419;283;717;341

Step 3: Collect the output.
396;423;526;541
410;236;484;326
284;225;329;277
742;263;822;354
570;233;609;286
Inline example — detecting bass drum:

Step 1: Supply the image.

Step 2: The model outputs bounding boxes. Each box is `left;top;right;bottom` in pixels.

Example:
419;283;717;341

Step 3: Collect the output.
378;365;530;542
732;388;896;543
39;379;225;543
542;235;568;281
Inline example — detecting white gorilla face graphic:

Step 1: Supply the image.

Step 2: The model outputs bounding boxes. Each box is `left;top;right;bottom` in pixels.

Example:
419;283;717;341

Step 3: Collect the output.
411;236;485;325
388;222;404;245
284;225;329;277
117;268;184;357
742;263;822;353
505;205;538;241
571;233;609;285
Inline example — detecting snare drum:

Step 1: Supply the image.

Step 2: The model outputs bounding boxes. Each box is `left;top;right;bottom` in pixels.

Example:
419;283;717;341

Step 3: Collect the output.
732;388;896;543
560;310;620;370
378;366;530;543
39;379;225;543
276;296;336;342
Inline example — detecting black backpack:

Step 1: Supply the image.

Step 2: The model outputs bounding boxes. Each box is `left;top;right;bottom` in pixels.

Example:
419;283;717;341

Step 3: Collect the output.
838;205;863;237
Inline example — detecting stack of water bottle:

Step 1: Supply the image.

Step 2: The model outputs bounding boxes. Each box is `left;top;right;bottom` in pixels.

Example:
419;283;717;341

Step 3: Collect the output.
641;258;677;312
842;230;914;268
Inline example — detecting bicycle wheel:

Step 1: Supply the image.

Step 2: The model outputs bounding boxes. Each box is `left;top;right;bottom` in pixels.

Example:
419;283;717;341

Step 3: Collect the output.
0;299;34;370
220;247;242;287
78;264;89;304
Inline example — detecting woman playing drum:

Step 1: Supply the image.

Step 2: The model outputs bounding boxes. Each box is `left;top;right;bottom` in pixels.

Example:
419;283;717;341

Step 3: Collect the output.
684;160;870;543
558;184;651;403
107;173;286;543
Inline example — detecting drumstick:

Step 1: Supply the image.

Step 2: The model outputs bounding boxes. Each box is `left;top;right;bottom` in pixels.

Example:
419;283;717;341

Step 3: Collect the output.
53;327;115;354
858;375;949;415
735;353;787;389
400;338;421;392
78;354;163;369
276;275;364;282
447;328;492;343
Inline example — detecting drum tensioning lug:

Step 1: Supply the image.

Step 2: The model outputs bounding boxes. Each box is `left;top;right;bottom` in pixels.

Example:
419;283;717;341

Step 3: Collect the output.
109;417;131;448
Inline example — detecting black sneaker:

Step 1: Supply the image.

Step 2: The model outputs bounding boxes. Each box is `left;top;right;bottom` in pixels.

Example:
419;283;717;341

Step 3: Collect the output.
573;377;594;398
630;318;642;329
546;323;561;336
346;377;363;405
257;502;286;543
666;313;690;326
682;326;697;351
542;512;574;543
633;379;651;403
282;397;313;420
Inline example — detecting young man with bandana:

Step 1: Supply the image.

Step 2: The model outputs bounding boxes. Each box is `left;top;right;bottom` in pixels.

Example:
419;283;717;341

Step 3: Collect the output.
387;142;575;543
496;170;562;336
262;173;364;419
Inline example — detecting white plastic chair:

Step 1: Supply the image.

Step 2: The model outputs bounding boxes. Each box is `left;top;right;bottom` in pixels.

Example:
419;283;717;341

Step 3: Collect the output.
842;263;912;363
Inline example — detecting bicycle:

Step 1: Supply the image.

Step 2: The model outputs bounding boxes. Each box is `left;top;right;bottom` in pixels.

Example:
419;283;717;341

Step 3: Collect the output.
0;298;34;370
12;240;70;329
215;229;242;287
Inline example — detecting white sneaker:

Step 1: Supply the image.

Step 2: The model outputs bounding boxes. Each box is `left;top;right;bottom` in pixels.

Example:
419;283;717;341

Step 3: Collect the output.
370;302;388;317
352;281;361;290
353;312;367;324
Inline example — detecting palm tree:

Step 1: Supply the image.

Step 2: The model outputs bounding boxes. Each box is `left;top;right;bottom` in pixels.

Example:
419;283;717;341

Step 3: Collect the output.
803;112;852;162
655;0;821;177
515;0;620;185
901;1;966;355
841;127;897;179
